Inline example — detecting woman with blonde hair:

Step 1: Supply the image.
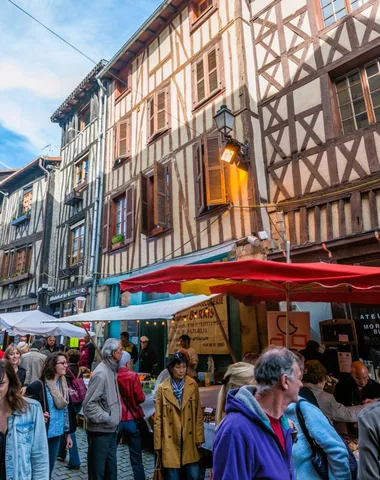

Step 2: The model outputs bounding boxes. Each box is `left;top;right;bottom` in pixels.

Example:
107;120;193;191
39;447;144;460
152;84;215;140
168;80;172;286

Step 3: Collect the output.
4;344;26;387
216;362;255;425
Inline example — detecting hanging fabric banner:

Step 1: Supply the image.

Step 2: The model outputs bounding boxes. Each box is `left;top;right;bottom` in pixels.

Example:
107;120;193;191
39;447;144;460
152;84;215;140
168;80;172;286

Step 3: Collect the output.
167;296;229;355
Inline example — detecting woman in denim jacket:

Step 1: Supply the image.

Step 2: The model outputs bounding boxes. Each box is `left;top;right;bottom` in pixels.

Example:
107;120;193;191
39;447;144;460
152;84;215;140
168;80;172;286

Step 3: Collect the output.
26;352;73;479
0;359;49;480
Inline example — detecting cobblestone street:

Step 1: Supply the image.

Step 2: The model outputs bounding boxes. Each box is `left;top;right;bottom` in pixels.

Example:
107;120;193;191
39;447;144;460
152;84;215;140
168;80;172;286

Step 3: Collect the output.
52;429;155;480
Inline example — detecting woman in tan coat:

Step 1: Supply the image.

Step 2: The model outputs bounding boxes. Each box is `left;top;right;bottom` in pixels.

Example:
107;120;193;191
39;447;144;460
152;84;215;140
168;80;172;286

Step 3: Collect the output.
154;352;204;480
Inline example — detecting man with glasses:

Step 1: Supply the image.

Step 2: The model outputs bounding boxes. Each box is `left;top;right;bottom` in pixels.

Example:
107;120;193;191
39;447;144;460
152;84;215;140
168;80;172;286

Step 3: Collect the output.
334;360;380;406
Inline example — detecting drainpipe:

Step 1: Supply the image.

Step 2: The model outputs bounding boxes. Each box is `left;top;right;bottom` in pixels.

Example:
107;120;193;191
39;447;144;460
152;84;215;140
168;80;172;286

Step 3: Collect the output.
38;157;51;311
89;79;107;311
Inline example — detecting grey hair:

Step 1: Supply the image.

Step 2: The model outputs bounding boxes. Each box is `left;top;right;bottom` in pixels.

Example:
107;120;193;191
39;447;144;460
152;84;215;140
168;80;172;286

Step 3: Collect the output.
102;338;120;359
254;347;303;395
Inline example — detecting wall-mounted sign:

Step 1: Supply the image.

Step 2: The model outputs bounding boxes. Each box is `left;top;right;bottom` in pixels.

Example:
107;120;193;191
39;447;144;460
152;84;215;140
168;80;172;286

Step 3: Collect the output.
351;304;380;346
50;286;88;304
167;296;229;355
267;311;310;350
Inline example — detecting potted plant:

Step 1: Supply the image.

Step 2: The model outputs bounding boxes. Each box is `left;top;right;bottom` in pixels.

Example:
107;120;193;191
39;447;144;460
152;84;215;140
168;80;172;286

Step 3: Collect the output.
111;233;125;250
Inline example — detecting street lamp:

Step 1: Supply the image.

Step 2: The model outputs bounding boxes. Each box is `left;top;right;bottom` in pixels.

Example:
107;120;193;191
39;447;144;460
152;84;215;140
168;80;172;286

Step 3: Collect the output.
213;105;250;169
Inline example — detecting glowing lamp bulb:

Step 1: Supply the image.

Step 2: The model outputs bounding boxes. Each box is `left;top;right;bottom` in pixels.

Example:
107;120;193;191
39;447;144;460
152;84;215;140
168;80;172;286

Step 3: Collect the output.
221;146;236;163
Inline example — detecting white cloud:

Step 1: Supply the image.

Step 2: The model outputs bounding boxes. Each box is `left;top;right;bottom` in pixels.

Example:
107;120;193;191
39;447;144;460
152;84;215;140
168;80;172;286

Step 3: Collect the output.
0;0;162;161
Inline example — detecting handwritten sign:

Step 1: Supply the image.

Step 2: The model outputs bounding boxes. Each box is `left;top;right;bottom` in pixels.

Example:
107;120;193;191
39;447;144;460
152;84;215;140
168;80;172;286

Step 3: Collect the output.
167;296;229;355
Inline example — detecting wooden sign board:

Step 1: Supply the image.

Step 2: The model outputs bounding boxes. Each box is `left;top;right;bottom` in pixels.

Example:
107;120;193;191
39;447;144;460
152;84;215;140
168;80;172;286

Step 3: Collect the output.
167;296;229;355
267;311;310;350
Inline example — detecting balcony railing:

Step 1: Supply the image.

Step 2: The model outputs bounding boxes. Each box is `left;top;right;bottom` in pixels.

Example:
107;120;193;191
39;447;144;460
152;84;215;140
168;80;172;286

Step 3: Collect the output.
0;272;33;287
64;190;83;206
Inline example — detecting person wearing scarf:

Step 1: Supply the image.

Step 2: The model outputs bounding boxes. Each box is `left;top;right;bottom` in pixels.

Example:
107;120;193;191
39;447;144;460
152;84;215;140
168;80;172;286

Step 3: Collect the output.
154;353;204;480
26;352;72;480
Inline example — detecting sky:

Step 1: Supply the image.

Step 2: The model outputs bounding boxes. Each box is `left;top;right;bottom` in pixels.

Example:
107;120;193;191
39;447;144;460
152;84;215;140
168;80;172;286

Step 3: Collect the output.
0;0;162;169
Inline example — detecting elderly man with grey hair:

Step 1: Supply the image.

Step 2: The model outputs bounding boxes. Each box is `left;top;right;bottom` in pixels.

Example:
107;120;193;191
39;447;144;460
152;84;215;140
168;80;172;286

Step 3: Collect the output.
213;347;303;480
83;338;123;480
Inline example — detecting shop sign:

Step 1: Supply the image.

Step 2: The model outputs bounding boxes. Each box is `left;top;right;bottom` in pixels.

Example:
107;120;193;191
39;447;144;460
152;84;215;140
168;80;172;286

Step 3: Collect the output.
167;296;229;355
267;311;310;350
50;286;88;304
351;304;380;346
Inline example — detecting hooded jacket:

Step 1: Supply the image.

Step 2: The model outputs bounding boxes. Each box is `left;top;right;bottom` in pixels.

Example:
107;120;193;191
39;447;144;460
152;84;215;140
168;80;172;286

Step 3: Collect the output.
286;400;350;479
213;386;294;480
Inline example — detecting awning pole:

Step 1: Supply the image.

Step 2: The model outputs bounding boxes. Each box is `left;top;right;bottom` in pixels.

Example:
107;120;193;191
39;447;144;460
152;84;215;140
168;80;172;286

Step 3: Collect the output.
285;287;290;350
80;322;102;358
212;303;237;363
285;240;291;349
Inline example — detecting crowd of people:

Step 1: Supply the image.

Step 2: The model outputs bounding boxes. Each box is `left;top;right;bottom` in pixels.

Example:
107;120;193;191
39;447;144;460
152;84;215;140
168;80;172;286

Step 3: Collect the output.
2;333;380;479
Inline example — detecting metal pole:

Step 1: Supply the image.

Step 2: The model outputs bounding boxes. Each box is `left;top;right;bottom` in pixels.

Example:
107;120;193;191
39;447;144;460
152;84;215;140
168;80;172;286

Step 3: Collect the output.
212;303;237;363
285;240;291;349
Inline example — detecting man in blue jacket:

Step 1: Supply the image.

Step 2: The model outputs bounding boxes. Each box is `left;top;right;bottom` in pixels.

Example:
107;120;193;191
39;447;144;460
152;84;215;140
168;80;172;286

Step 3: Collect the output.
213;347;303;480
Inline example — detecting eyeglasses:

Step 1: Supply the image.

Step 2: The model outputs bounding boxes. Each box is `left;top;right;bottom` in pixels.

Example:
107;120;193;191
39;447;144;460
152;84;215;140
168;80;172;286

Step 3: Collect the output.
56;362;68;366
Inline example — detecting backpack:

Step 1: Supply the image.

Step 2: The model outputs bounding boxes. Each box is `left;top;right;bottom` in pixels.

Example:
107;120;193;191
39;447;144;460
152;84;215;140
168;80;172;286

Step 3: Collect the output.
67;368;87;404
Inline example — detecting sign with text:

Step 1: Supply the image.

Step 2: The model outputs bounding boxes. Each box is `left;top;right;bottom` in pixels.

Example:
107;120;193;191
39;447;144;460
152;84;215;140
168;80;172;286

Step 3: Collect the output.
267;311;310;350
352;304;380;346
167;296;229;355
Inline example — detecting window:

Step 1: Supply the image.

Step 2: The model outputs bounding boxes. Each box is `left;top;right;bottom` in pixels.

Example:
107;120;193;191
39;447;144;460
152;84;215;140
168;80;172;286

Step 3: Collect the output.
140;162;171;236
114;116;131;161
79;104;91;131
319;0;369;27
192;43;223;108
190;0;216;25
335;59;380;134
102;186;135;252
69;223;85;265
75;155;89;187
115;65;131;100
1;246;32;278
194;136;227;215
147;86;170;140
22;187;32;214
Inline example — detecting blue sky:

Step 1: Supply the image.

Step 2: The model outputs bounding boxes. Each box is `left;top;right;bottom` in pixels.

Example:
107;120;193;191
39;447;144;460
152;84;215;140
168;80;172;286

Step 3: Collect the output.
0;0;162;169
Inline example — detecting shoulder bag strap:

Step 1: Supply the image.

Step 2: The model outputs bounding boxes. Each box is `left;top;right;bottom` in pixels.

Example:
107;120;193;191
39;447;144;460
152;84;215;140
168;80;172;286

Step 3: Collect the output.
122;394;136;419
296;400;318;451
39;380;47;412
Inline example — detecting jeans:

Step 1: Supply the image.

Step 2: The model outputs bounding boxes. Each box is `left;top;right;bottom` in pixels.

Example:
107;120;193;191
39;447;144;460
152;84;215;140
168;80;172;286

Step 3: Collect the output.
58;431;81;467
87;430;118;480
48;435;61;479
164;462;200;480
118;420;146;480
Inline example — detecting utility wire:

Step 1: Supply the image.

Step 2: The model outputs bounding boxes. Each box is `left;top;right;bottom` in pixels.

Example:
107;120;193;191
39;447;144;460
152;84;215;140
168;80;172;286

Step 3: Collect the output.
8;0;204;138
8;0;98;65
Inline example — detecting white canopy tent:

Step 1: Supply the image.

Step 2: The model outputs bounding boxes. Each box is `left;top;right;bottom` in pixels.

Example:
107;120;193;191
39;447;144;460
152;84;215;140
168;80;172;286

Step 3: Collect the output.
0;310;95;338
45;295;217;323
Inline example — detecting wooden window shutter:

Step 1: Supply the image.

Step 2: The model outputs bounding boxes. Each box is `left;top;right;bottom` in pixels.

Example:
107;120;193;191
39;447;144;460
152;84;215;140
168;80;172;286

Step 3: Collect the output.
118;118;129;158
154;162;169;228
102;200;111;253
125;184;135;244
156;89;167;132
148;97;155;138
140;173;149;235
193;141;205;215
208;48;218;94
204;136;226;206
196;58;206;104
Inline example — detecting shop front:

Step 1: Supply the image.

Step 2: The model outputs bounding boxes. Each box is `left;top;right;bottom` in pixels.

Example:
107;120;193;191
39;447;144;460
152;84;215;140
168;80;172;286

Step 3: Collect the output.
49;286;89;318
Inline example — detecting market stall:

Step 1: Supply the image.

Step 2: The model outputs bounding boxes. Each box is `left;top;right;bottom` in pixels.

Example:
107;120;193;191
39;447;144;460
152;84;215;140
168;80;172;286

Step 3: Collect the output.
0;310;94;338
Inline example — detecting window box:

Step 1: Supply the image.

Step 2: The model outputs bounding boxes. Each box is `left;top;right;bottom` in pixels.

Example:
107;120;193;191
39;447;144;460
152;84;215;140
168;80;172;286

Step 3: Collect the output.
0;272;33;287
64;190;83;206
111;233;125;250
11;211;31;226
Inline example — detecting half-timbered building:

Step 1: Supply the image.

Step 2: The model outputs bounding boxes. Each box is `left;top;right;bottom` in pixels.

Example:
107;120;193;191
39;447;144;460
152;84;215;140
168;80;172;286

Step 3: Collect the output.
249;0;380;268
97;0;271;365
48;61;106;319
0;157;60;313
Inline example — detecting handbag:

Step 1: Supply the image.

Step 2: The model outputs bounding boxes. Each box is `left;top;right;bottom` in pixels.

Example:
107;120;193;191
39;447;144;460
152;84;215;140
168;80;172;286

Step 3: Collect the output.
67;368;87;404
296;401;329;480
153;456;163;480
